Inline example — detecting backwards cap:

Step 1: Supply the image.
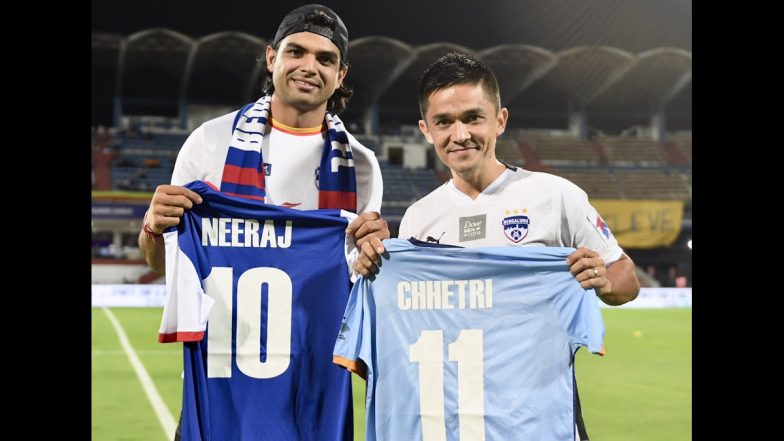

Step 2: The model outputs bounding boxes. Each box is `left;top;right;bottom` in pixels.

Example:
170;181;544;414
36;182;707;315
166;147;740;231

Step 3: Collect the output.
272;4;349;64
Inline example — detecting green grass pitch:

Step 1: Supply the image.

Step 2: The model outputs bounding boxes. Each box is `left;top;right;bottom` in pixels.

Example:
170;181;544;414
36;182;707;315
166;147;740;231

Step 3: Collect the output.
92;307;690;440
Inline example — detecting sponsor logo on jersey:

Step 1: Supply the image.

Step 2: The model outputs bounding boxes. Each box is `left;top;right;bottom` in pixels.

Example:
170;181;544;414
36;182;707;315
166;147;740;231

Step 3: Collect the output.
502;215;530;243
314;166;320;189
262;162;272;176
459;214;486;241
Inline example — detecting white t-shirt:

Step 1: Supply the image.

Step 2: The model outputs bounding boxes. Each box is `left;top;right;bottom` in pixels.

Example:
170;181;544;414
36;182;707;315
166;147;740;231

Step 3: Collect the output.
171;111;383;214
399;166;623;265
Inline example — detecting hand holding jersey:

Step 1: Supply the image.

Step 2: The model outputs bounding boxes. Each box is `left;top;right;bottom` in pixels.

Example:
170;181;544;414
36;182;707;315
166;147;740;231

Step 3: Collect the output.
345;211;389;276
140;185;204;273
146;185;203;235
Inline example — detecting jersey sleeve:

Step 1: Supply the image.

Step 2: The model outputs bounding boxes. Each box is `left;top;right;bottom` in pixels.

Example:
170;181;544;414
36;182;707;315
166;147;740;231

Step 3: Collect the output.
333;276;371;379
158;230;215;343
560;179;623;265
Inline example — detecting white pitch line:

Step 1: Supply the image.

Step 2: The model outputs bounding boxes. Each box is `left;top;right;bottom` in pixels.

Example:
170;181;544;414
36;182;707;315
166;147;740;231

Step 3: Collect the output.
103;307;177;439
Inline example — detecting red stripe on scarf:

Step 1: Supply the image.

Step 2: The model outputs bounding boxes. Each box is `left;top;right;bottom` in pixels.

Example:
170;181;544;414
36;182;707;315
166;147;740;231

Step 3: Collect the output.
224;192;266;201
319;191;357;211
221;164;266;190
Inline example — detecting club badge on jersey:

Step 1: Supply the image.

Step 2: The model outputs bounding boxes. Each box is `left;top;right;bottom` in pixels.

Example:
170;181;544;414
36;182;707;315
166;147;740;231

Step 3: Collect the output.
501;208;530;243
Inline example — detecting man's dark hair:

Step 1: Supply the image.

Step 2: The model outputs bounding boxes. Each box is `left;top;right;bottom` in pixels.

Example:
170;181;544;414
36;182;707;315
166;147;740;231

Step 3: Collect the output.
417;52;501;119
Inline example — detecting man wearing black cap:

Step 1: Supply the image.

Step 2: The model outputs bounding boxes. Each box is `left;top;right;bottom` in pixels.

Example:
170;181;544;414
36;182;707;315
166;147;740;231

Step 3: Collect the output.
139;4;387;440
141;3;387;267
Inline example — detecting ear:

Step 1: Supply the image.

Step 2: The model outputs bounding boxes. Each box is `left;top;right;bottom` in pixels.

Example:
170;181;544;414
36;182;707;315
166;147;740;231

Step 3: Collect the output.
496;107;509;136
336;64;348;88
418;119;434;144
265;46;276;74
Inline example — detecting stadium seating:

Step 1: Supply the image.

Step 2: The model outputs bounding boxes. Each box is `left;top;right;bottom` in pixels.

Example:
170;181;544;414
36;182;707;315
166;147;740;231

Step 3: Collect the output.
520;133;601;166
594;135;667;166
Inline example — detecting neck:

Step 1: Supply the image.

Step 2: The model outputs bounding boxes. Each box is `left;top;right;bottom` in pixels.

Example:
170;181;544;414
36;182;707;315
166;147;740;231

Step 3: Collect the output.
269;96;328;128
451;161;507;200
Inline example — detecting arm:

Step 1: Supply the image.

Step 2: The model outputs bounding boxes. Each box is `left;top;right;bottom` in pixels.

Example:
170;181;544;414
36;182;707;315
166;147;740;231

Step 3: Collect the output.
138;185;202;274
566;248;640;306
559;180;639;304
603;253;640;305
140;123;210;274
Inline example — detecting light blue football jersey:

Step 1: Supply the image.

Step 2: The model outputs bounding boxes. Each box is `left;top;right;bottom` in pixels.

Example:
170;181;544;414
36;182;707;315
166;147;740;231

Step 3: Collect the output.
334;239;605;441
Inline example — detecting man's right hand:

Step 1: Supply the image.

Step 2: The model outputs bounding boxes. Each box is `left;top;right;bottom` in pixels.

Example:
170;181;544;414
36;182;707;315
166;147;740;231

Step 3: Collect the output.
145;185;203;234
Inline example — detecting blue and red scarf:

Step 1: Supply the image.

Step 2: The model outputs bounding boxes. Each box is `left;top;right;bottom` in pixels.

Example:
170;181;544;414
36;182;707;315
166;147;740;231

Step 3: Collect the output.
219;95;357;212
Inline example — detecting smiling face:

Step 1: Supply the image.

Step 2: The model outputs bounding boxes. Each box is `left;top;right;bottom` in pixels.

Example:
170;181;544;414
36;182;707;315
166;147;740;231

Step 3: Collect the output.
266;31;348;115
419;81;508;179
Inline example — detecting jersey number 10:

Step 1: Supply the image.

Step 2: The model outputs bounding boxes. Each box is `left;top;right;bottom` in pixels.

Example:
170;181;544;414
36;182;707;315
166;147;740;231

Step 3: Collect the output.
410;329;486;441
204;267;293;379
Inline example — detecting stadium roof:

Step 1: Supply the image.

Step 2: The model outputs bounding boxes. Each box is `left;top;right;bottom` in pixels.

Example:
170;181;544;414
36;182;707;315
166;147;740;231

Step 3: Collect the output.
92;30;691;131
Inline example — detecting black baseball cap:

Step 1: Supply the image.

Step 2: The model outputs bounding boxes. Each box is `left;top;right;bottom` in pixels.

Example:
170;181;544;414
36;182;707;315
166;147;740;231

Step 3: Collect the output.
272;4;349;64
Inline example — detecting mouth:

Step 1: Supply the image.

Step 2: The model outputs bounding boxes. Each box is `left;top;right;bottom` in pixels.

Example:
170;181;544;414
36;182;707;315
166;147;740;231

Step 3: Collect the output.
446;145;480;154
291;78;319;92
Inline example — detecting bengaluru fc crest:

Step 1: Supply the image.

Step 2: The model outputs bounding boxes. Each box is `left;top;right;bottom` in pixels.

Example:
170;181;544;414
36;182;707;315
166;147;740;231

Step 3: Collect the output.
502;215;530;243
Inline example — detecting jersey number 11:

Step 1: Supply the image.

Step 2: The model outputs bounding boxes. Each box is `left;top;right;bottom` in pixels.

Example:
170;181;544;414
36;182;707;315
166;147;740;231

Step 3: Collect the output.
410;329;486;441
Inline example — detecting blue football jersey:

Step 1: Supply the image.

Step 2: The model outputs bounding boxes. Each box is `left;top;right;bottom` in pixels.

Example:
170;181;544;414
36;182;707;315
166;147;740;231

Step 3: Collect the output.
334;239;605;441
159;180;354;441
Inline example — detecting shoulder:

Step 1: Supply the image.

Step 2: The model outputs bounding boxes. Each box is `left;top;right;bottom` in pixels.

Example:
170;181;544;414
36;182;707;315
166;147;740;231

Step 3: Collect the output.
180;112;235;147
405;183;449;214
178;111;236;158
196;112;236;139
511;169;588;199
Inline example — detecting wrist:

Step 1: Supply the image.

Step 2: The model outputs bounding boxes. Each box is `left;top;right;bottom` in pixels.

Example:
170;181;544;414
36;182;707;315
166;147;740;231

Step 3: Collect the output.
143;211;163;238
143;222;163;238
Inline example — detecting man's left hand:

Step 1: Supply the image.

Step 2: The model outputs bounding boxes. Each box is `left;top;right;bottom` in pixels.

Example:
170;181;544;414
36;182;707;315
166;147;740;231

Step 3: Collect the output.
566;247;612;297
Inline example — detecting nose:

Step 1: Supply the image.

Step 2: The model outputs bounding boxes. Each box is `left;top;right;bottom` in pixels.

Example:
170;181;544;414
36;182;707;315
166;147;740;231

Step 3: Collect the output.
299;54;318;74
451;121;471;143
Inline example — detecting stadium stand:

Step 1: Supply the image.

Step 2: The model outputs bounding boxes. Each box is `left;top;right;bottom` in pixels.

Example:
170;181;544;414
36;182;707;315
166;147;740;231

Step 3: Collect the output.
668;131;692;164
595;135;668;166
519;132;601;166
555;168;623;199
614;168;691;200
494;139;526;166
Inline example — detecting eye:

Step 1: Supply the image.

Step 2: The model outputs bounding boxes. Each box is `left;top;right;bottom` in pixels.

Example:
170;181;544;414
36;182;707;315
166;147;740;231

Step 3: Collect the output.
317;54;335;65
